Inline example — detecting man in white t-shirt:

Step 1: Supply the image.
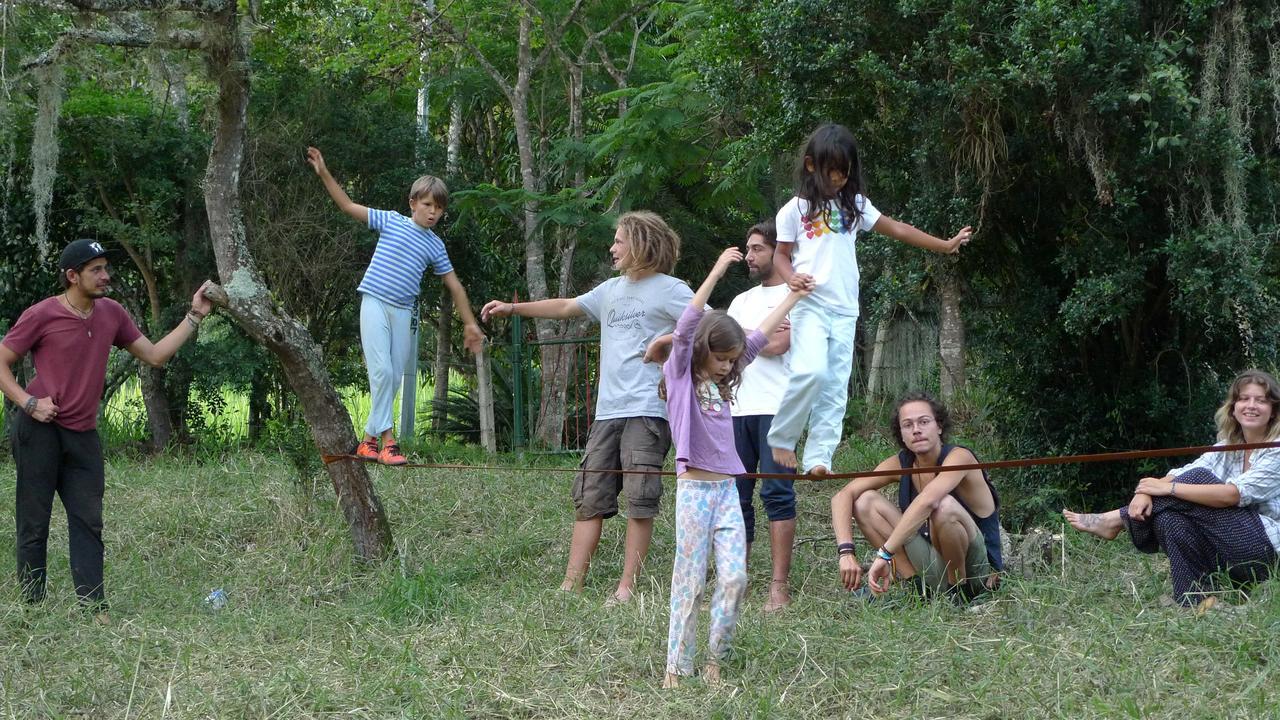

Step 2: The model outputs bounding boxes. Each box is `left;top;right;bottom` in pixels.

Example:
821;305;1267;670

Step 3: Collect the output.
726;220;798;612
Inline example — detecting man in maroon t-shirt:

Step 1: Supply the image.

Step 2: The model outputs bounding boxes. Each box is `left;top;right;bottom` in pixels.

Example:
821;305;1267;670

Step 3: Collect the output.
0;239;212;619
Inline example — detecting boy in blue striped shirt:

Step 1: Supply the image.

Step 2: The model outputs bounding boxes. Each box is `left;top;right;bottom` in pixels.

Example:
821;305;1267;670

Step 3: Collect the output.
307;147;483;465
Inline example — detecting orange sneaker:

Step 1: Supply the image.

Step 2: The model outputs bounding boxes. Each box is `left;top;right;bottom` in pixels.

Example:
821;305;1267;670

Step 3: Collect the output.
379;443;408;466
355;438;380;461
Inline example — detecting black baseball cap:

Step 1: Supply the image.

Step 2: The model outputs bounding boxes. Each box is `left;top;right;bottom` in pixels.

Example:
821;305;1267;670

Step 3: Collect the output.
59;239;108;270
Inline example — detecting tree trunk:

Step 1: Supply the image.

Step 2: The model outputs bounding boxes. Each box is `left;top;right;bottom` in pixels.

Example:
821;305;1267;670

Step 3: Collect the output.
138;365;174;450
248;370;271;442
866;316;892;400
506;14;570;449
201;5;391;561
476;347;496;453
937;259;966;401
447;98;462;177
431;294;452;433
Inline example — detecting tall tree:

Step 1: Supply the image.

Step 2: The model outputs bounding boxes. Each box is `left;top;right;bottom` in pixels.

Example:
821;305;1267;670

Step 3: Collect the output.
26;0;393;560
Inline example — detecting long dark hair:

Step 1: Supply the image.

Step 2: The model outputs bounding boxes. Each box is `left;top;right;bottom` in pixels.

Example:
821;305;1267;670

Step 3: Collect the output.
796;123;865;233
659;310;747;402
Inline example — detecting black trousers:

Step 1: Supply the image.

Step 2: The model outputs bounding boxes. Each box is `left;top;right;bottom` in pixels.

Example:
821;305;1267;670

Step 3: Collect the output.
1122;468;1275;606
11;412;107;607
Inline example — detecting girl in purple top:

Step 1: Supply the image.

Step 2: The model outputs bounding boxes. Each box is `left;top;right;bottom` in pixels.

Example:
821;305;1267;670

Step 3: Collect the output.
660;247;807;687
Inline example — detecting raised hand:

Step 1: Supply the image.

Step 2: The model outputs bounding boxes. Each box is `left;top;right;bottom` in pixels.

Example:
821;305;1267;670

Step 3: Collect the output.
305;146;327;175
713;247;744;274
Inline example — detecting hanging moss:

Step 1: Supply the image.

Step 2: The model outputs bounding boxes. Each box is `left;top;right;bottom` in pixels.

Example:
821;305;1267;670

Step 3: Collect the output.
0;0;16;246
1224;2;1251;232
30;62;64;263
1270;35;1280;151
1053;106;1112;206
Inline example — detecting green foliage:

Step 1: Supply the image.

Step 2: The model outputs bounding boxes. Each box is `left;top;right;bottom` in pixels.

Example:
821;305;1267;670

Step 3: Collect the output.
8;0;1280;529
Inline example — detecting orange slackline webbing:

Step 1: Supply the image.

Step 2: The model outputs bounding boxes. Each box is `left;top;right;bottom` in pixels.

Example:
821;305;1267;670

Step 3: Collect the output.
321;440;1280;482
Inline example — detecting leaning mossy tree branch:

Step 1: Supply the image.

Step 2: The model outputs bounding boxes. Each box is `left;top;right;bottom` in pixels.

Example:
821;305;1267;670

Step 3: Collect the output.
29;0;393;561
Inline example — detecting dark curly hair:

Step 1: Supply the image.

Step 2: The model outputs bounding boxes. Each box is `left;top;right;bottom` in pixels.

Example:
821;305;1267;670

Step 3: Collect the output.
889;391;952;451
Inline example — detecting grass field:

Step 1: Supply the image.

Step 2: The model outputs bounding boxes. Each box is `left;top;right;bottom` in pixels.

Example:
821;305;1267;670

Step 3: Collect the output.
0;444;1277;719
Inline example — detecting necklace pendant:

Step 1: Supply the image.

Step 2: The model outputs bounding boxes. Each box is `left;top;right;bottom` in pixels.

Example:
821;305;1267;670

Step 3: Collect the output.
87;330;92;338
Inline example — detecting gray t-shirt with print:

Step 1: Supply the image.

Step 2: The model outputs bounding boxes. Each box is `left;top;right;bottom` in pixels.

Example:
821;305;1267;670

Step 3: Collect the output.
575;273;693;421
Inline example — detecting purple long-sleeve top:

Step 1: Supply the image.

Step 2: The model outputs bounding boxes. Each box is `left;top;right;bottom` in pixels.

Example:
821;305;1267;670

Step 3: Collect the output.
663;304;768;476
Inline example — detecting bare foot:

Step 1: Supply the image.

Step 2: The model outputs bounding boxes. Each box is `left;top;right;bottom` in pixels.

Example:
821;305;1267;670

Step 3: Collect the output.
93;611;111;626
702;663;722;685
1195;596;1218;616
559;577;583;594
662;672;681;689
808;465;829;478
605;587;632;607
1062;508;1123;540
763;580;791;613
772;447;798;469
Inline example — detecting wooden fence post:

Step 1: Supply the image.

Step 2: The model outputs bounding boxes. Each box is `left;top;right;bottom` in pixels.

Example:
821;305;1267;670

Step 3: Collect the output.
476;346;496;453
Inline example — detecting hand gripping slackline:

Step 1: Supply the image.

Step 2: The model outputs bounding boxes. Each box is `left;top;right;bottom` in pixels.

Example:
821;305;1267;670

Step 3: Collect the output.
321;440;1280;481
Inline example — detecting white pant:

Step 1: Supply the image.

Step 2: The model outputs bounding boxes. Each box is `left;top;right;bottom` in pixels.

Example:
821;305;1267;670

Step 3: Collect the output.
766;299;857;472
359;293;413;438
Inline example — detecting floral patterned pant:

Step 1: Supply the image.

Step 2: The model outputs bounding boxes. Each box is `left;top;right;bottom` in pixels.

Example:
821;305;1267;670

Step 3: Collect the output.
666;477;748;676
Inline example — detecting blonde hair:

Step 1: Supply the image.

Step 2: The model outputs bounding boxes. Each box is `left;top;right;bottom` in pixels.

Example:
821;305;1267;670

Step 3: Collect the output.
616;211;680;276
409;175;449;207
1214;368;1280;443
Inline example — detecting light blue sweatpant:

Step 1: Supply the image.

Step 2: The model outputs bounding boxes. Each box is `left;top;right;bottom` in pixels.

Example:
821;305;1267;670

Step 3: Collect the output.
666;477;748;676
359;293;413;438
766;299;857;472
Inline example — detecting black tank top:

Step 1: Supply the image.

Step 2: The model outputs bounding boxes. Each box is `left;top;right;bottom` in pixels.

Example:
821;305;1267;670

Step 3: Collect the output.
897;444;1003;571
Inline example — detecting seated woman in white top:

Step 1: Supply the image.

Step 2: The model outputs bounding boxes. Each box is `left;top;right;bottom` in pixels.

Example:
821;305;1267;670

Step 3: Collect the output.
1065;369;1280;606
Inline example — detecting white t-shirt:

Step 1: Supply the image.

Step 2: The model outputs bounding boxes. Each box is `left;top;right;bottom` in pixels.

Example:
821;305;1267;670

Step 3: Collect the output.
726;283;791;417
575;273;693;421
775;195;881;316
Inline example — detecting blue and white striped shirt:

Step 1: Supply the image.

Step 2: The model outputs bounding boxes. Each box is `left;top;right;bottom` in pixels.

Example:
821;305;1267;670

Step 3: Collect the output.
1170;444;1280;550
357;209;454;308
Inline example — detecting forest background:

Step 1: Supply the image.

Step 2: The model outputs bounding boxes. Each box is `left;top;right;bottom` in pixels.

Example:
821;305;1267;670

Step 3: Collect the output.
3;1;1280;716
1;0;1279;533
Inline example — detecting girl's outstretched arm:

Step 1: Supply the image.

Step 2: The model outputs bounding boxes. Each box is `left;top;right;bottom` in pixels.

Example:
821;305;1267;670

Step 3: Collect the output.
756;287;809;336
873;216;972;254
690;247;743;311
